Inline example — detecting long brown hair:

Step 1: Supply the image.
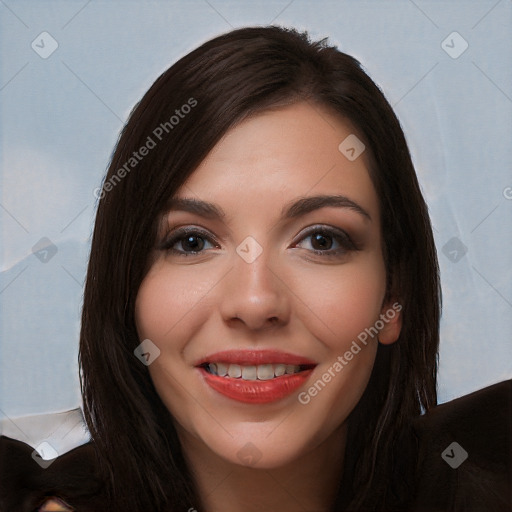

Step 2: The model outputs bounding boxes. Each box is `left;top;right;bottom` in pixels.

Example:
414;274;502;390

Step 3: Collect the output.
79;26;440;511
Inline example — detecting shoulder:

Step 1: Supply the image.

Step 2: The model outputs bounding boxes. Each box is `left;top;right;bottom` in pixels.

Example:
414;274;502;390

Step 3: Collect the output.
411;379;512;512
0;435;106;511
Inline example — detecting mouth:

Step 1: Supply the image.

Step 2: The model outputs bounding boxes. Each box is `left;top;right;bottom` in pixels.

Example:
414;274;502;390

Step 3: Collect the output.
196;350;317;404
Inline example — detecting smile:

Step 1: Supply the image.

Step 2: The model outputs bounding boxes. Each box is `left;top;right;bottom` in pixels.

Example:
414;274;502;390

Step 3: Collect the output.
196;350;316;404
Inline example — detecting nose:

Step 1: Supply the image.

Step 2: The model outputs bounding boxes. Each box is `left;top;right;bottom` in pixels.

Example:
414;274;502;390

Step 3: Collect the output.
219;248;291;332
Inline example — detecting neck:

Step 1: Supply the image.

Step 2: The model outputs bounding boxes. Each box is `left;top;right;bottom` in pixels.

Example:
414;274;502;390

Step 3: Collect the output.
179;425;346;512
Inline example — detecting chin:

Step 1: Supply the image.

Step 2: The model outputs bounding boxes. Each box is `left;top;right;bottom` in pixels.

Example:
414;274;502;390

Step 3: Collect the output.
227;438;310;470
195;419;322;470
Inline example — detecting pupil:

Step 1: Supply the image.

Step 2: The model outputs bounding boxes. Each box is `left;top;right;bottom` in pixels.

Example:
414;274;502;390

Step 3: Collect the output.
312;233;332;250
183;235;204;252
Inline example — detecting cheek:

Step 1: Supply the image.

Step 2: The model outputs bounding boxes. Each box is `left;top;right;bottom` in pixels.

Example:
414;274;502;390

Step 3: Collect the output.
134;261;214;345
134;262;221;418
289;255;387;353
289;259;385;439
134;265;203;426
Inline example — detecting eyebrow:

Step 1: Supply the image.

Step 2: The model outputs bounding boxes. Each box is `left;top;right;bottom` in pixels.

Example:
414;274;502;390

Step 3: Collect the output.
282;195;371;221
166;194;371;222
166;197;225;219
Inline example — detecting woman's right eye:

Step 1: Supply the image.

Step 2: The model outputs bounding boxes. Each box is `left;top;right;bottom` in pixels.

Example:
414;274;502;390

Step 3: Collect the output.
160;228;218;256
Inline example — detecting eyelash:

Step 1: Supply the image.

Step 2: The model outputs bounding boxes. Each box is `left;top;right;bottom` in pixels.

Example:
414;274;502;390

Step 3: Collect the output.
159;225;358;259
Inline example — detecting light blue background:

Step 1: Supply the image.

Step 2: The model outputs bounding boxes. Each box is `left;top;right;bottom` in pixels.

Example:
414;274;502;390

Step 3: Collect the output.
1;0;511;423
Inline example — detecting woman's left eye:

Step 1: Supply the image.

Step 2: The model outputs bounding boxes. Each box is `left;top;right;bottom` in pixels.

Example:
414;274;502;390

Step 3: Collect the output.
294;226;357;256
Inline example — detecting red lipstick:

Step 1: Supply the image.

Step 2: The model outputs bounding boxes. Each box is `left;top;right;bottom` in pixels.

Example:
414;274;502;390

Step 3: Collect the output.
196;350;316;404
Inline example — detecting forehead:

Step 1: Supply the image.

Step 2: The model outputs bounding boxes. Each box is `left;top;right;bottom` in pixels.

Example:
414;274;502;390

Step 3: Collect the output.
175;102;379;224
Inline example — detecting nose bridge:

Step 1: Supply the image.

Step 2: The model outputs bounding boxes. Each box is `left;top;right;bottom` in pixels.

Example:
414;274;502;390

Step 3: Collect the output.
233;233;276;287
220;237;289;329
239;249;276;293
235;240;280;303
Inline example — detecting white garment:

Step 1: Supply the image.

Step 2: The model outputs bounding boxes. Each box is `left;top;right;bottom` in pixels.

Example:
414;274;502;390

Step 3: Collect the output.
0;408;90;460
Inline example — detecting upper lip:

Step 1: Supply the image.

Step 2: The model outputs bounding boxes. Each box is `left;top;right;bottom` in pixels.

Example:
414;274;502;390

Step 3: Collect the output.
195;349;317;367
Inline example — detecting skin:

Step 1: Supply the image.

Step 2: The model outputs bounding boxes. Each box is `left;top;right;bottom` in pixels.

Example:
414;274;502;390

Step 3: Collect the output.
135;102;402;512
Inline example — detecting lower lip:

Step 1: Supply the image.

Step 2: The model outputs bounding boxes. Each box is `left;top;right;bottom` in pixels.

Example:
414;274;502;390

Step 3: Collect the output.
198;367;314;404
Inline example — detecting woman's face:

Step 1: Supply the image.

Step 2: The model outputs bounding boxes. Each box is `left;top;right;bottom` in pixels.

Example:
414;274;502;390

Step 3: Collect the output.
135;102;401;468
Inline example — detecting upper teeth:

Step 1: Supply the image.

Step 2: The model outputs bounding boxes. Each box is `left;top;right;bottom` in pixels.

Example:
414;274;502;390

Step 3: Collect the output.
207;363;301;380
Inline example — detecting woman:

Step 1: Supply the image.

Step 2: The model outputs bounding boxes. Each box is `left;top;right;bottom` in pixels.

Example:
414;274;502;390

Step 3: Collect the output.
1;25;509;512
84;24;433;511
